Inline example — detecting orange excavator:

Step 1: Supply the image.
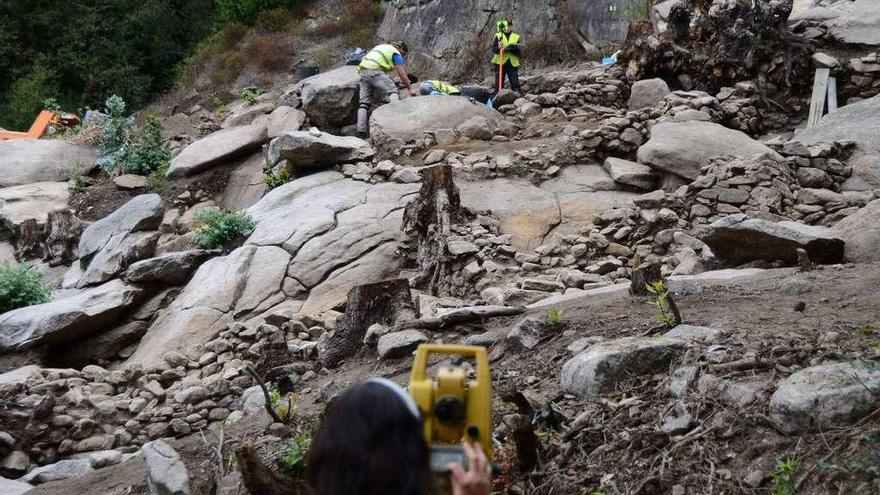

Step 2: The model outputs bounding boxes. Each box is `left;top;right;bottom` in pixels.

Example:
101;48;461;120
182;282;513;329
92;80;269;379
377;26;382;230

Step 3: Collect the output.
0;110;80;141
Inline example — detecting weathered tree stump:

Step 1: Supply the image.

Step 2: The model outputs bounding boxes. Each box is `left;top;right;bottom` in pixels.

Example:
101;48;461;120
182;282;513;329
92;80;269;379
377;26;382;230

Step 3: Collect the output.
402;164;465;297
44;209;82;266
14;219;43;261
236;444;307;495
320;278;416;368
630;262;663;296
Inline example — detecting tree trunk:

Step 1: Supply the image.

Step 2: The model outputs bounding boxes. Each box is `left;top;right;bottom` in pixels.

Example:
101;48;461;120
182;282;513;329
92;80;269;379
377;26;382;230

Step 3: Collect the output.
44;209;82;266
402;165;465;297
14;219;44;261
320;278;416;368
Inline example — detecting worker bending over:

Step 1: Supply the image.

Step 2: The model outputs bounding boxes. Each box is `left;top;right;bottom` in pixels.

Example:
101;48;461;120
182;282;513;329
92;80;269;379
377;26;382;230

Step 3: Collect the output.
357;41;416;137
491;19;523;94
419;80;493;105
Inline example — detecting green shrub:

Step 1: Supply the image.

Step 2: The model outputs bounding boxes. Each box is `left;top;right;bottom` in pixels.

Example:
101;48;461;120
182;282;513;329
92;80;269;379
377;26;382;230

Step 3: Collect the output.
242;88;265;105
543;307;563;328
0;263;51;314
216;0;298;24
263;166;291;190
97;95;135;173
194;209;256;249
147;159;171;192
279;431;311;473
127;114;172;176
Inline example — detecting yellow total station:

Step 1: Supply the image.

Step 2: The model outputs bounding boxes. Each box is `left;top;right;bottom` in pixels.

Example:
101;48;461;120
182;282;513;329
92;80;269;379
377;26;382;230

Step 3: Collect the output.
408;344;493;458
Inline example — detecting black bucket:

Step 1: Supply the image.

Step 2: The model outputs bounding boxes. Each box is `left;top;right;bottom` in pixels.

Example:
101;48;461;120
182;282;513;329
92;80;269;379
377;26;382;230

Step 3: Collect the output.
298;65;320;80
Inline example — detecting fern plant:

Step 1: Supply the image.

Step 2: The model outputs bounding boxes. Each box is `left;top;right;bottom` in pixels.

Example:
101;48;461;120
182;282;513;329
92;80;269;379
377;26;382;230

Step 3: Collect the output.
543;307;563;328
646;280;680;328
771;457;802;495
0;263;51;314
194;209;256;249
279;431;311;473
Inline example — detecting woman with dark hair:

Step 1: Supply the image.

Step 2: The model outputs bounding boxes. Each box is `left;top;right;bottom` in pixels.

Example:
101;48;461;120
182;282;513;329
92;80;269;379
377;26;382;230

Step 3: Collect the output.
307;378;491;495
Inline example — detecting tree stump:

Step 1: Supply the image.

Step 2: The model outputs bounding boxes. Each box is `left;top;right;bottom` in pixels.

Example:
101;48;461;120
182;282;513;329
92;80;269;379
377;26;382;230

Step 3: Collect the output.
14;219;43;261
236;444;307;495
44;209;82;266
320;278;416;368
630;262;663;296
401;164;465;297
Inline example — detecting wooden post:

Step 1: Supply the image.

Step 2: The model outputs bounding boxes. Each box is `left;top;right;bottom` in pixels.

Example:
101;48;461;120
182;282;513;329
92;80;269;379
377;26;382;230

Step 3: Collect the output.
808;68;830;128
827;76;838;113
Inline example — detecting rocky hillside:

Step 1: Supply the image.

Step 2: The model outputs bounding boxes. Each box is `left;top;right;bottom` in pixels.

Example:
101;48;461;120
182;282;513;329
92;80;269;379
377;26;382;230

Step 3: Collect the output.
1;1;879;494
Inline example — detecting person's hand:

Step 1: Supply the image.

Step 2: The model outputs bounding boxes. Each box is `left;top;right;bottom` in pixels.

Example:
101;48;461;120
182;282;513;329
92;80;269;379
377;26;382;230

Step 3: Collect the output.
448;442;491;495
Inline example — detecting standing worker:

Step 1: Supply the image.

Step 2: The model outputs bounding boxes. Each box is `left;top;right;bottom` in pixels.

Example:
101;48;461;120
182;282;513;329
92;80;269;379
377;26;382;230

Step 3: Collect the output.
491;19;523;95
357;41;417;138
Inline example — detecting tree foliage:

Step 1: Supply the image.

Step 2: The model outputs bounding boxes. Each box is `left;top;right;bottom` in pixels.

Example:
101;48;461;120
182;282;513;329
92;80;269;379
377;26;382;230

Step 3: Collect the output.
216;0;299;24
0;0;215;129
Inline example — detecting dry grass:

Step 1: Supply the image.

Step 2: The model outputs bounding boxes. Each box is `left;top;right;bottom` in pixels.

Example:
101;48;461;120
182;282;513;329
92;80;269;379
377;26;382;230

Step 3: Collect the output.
247;33;295;72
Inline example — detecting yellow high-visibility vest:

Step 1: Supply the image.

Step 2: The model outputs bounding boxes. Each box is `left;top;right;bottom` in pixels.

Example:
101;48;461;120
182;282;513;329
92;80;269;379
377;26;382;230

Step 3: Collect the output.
428;80;460;95
359;44;401;72
492;32;521;67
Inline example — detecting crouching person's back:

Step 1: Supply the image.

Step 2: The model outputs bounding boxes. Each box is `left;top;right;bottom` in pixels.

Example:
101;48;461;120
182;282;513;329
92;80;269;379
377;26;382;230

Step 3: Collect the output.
307;378;491;495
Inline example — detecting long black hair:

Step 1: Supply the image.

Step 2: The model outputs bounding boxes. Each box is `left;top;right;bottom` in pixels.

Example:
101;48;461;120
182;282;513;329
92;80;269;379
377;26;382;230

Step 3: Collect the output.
307;381;431;495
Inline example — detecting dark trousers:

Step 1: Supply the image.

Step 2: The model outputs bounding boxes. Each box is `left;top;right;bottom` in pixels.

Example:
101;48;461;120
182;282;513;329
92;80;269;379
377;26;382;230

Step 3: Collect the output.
493;61;521;93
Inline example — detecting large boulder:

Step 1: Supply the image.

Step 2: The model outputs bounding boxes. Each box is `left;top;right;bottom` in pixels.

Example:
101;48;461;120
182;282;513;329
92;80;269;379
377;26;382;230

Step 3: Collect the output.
77;194;164;262
222;154;267;211
266;106;306;138
0;279;143;353
220;101;274;129
0;182;69;234
142;440;191;495
300;66;360;129
637;121;782;180
629;78;670;110
0;140;97;187
127;172;420;366
266;130;375;169
75;231;159;287
832;199;880;262
18;459;93;485
603;158;658;191
561;336;687;397
125;250;215;285
370;96;502;148
166;122;268;179
791;0;880;46
769;361;880;435
788;94;880;190
0;476;32;495
702;214;844;265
